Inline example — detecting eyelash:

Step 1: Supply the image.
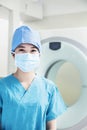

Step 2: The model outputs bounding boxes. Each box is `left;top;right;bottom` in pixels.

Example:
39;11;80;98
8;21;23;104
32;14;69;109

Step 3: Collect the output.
31;49;37;52
19;49;25;51
18;49;37;52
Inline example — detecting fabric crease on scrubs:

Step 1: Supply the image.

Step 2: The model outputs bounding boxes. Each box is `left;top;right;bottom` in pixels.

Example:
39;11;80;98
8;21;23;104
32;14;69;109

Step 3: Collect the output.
0;74;67;130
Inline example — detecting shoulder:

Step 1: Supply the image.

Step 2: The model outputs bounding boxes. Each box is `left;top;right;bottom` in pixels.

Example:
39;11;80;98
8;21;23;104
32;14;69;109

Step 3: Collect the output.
37;76;58;94
38;76;55;86
0;74;12;89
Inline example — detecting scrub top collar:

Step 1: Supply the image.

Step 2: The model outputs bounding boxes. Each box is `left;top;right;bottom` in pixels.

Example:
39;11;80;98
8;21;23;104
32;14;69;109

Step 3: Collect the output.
11;74;37;90
8;74;38;100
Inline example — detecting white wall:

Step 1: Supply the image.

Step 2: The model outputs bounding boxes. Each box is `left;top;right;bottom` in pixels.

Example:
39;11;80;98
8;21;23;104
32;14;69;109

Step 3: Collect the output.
0;0;43;20
0;6;9;77
43;0;87;16
0;19;9;77
23;0;87;29
25;12;87;30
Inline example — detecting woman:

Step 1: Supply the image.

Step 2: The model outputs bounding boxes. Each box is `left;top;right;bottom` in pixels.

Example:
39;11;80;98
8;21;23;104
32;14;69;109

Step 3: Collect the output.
0;26;66;130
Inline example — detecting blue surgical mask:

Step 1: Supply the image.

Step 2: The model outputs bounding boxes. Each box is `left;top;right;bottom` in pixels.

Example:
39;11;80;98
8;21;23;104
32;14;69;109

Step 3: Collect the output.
15;53;40;72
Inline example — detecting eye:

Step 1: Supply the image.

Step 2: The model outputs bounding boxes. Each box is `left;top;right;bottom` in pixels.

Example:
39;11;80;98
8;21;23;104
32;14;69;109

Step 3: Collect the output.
16;48;26;53
19;49;25;52
32;49;37;52
31;49;38;53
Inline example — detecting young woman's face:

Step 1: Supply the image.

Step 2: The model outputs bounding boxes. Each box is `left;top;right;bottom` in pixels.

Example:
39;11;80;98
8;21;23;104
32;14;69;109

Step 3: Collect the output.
15;43;39;54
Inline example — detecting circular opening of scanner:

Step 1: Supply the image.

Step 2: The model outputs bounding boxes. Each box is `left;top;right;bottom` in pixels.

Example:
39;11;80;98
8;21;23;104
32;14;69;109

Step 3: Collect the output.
45;61;82;107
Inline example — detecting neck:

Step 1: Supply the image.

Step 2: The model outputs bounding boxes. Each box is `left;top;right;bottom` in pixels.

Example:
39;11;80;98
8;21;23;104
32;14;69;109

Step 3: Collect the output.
13;69;36;82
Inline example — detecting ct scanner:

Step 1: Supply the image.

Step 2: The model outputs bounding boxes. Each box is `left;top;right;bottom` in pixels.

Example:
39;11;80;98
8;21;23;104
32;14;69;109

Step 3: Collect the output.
38;29;87;130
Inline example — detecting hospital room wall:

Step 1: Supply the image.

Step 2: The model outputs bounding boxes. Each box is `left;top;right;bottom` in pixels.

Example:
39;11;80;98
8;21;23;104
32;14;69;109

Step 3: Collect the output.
0;7;9;77
24;12;87;29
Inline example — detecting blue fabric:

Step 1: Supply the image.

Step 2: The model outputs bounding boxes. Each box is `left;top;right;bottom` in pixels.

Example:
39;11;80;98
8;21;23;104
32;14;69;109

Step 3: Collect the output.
11;26;41;53
0;74;66;130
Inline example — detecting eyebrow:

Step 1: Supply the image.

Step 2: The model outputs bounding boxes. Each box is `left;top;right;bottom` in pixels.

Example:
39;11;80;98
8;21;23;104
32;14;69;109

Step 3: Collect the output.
17;45;38;49
17;45;25;49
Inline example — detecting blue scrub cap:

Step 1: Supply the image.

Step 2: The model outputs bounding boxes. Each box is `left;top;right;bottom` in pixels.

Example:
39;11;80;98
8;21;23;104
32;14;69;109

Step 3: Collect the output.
11;25;41;53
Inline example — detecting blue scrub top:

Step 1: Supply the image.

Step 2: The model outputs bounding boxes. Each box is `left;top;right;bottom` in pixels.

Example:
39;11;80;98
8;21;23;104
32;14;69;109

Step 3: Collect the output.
0;74;66;130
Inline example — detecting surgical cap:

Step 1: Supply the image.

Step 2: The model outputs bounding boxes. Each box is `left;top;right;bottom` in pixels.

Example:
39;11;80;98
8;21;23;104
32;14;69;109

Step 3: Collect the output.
11;26;41;53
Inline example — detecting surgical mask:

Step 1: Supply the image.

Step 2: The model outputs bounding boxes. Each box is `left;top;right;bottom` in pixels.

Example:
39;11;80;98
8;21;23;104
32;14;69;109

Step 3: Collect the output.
15;53;40;72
